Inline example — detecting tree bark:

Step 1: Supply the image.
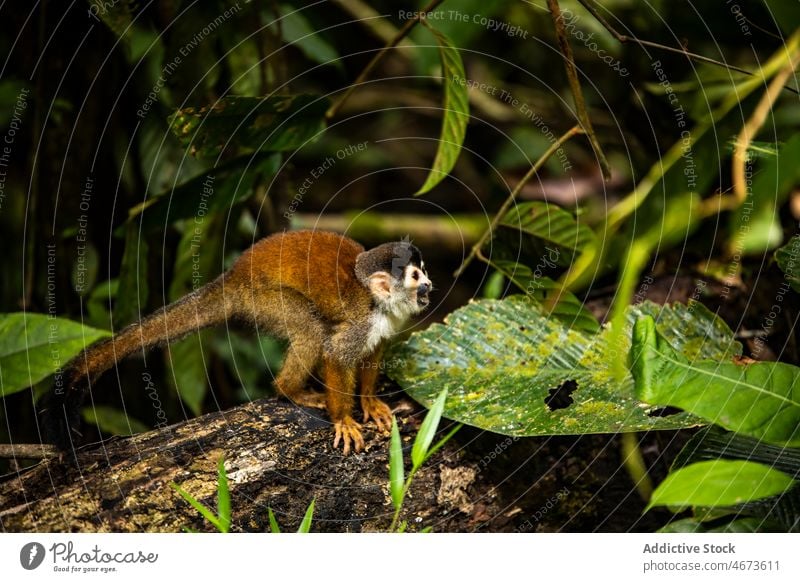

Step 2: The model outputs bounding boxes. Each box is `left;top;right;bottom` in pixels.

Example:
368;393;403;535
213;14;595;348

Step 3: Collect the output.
0;398;494;532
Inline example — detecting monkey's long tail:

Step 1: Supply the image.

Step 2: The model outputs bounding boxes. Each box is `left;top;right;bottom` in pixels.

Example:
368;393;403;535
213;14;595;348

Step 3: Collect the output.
41;276;232;450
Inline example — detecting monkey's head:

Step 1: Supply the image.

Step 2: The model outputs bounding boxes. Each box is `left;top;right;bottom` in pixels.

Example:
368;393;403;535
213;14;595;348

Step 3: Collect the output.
355;239;432;316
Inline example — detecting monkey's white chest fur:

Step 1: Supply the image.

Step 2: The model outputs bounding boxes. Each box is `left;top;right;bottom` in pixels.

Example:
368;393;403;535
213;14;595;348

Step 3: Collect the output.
364;310;408;354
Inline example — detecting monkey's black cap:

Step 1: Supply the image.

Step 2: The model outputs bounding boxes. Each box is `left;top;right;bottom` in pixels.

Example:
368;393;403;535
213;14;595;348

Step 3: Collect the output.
355;239;424;283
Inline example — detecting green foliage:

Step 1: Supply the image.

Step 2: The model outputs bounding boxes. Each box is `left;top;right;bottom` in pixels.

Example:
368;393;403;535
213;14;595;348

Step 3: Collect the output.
171;457;231;533
389;299;739;437
297;499;315;533
0;313;110;397
659;517;775;533
488;260;600;333
168;95;328;158
267;508;281;533
415;24;469;195
388;389;460;532
128;153;281;233
647;459;795;511
500;201;596;255
730;135;800;255
410;388;448;468
277;4;340;68
115;223;150;327
632;318;800;529
166;332;211;417
389;417;404;511
265;499;316;533
631;315;800;446
671;427;800;531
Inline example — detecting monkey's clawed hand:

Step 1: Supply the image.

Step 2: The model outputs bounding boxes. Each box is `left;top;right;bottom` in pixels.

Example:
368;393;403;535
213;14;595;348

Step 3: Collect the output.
332;398;393;454
333;416;366;455
361;396;393;433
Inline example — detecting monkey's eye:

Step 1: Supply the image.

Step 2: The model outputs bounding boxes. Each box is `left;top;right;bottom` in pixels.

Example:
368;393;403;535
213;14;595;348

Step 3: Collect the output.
412;270;420;281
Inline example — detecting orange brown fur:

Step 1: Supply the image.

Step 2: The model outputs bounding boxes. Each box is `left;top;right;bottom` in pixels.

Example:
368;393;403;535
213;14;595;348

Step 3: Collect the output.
45;230;430;455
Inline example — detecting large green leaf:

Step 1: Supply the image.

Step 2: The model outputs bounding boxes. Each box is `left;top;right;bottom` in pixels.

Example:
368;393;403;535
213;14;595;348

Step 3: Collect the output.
730;135;800;255
115;222;149;327
647;459;796;511
631;315;800;446
775;234;800;293
128;153;280;232
415;24;469;195
658;517;779;533
387;298;739;437
490;259;600;333
500;201;597;253
166;331;210;417
169;95;327;158
278;4;340;69
0;313;111;397
674;426;800;531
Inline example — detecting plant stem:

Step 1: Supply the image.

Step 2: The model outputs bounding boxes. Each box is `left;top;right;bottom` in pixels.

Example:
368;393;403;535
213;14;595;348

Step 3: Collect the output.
454;124;584;278
325;0;445;121
621;432;654;502
389;466;419;532
546;0;610;179
730;50;800;208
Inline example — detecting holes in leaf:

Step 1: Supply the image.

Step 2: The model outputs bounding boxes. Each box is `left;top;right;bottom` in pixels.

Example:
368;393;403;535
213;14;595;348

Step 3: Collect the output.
646;406;682;417
545;379;578;411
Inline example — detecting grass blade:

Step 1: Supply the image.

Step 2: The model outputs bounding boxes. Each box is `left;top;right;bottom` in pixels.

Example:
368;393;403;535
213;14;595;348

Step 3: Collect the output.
216;457;231;533
170;482;222;531
268;508;281;533
297;498;315;533
389;416;405;510
411;388;448;469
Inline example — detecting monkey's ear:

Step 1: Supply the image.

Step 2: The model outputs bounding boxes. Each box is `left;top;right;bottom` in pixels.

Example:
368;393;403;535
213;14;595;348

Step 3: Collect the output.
367;271;393;301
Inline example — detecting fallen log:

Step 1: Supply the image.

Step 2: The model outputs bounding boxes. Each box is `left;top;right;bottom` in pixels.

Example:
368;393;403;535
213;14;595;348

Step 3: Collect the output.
0;398;494;532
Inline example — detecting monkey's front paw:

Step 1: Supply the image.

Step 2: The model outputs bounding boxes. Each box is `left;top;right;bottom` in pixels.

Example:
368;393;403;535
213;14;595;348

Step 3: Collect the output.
361;396;392;433
333;417;365;455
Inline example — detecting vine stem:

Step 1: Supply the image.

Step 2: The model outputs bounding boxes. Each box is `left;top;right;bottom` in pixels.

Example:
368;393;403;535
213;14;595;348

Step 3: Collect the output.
453;124;584;278
547;0;610;179
389;467;419;532
730;50;800;208
325;0;445;121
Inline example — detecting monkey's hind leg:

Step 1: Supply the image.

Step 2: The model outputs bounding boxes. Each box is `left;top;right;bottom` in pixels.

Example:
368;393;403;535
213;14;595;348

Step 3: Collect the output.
260;290;327;410
276;344;326;409
323;355;364;455
360;347;392;433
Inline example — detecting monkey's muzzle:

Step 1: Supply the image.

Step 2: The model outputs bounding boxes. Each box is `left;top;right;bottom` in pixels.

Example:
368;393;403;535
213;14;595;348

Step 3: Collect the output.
417;282;431;307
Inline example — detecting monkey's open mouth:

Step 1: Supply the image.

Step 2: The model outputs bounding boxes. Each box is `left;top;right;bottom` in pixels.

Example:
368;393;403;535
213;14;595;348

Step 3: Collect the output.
417;292;430;307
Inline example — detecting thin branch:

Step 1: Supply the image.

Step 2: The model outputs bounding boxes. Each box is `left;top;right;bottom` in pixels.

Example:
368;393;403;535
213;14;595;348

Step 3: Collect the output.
330;0;417;49
577;0;800;95
731;52;800;205
325;0;445;120
699;38;800;217
547;0;611;180
0;444;59;460
454;125;584;278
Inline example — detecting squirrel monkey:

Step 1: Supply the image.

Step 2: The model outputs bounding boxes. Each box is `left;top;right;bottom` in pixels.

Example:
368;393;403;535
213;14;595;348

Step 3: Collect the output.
45;230;432;455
